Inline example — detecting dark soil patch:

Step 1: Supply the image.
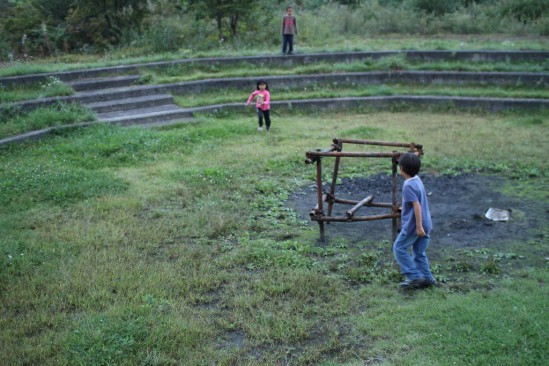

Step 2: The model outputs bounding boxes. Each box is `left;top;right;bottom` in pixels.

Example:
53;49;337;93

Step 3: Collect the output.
288;173;546;248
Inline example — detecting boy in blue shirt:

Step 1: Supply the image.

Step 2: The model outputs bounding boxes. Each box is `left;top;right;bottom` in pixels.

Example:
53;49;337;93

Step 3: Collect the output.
393;153;436;290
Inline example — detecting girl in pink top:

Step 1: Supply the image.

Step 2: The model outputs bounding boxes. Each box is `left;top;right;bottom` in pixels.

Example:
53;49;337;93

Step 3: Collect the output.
245;80;271;132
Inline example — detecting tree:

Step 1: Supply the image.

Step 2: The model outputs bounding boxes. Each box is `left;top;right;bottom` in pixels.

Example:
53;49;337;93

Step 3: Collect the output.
66;0;150;48
186;0;261;41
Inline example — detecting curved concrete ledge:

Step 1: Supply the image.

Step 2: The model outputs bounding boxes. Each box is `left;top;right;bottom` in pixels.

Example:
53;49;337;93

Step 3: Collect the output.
2;95;547;147
10;70;549;113
1;50;548;86
189;95;549;115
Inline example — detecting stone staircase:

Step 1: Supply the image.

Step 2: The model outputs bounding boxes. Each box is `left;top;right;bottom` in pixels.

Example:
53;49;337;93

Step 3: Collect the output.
68;73;195;127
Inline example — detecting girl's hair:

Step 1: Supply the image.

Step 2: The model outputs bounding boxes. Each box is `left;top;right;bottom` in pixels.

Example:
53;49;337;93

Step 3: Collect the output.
256;80;269;91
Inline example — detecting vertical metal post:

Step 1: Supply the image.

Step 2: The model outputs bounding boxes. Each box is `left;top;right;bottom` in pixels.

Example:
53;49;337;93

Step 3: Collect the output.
316;157;325;242
391;154;399;243
327;156;340;218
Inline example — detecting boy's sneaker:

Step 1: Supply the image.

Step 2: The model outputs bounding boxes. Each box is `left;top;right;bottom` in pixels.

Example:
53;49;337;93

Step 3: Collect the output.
398;278;423;290
258;127;263;132
418;278;437;288
399;278;436;290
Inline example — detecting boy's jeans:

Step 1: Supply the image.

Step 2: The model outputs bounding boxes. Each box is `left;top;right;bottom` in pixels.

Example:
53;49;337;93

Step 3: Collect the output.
393;232;434;281
282;34;294;53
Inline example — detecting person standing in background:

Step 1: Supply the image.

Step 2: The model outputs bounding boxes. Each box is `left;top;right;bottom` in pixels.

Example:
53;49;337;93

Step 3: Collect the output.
281;6;297;55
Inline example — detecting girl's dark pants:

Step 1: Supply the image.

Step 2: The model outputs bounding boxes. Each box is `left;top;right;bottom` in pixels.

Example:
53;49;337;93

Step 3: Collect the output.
257;109;271;130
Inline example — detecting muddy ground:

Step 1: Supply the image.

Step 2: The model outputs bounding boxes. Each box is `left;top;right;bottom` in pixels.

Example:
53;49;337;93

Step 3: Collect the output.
288;173;547;249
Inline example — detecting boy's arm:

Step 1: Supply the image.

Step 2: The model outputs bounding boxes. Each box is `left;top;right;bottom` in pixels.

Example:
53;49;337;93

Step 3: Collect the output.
412;201;426;237
294;17;298;34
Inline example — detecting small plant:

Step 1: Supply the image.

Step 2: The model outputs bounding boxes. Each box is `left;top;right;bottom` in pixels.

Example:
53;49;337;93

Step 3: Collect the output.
40;76;73;97
454;261;473;272
482;259;501;274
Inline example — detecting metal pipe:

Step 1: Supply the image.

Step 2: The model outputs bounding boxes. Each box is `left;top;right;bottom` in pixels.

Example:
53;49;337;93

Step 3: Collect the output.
311;213;400;222
315;158;325;241
392;155;399;243
334;138;422;150
346;195;374;218
307;151;402;158
328;156;341;217
334;197;394;208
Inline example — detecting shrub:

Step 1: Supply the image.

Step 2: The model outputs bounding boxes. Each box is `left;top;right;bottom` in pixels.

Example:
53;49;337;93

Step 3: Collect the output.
414;0;459;16
502;0;549;22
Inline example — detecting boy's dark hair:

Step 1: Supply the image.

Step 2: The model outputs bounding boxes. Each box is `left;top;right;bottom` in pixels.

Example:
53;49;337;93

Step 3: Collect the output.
398;152;421;177
287;6;293;10
256;80;269;90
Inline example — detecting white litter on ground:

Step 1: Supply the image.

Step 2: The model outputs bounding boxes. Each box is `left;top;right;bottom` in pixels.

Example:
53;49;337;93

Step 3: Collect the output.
485;208;510;221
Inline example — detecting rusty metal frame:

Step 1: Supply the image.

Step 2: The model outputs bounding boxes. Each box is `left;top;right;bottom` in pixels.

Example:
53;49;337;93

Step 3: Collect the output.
305;138;423;242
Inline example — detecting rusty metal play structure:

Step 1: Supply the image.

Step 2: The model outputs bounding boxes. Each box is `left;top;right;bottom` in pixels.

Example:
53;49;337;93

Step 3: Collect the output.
305;138;423;242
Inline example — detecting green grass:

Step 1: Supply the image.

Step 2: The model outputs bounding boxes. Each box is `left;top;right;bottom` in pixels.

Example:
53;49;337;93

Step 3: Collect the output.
174;84;549;108
0;76;74;103
1;110;547;365
1;35;548;77
140;58;549;85
0;103;96;139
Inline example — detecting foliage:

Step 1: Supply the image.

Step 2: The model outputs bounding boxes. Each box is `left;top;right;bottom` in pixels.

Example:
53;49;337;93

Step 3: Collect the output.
501;0;549;22
413;0;459;16
0;102;95;139
2;0;549;60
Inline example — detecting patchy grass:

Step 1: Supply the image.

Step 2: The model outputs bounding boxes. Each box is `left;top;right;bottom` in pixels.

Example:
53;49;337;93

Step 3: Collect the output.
0;103;95;139
1;110;547;365
1;35;548;77
140;58;549;84
0;76;74;103
174;84;549;108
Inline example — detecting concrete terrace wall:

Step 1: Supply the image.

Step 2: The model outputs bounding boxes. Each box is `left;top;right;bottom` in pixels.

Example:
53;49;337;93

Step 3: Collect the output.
10;70;549;113
189;96;549;116
1;50;549;86
3;95;547;147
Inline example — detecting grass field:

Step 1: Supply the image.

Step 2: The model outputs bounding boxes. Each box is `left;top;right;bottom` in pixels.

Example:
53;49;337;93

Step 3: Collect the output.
1;109;548;365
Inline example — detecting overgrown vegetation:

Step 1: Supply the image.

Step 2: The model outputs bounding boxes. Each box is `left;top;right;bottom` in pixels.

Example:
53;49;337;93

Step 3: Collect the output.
0;102;95;139
1;0;549;61
1;109;547;365
0;76;74;102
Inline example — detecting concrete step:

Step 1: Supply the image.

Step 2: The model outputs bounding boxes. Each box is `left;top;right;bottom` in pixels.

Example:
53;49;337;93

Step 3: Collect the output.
97;104;194;126
67;75;142;92
84;94;174;113
2;50;549;88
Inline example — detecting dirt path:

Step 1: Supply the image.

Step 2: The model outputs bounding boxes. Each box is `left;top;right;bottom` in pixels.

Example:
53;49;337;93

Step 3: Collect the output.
288;173;546;248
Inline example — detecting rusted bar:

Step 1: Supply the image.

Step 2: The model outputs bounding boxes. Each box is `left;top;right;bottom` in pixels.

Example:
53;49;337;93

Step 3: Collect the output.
334;197;394;208
346;195;374;219
327;156;341;217
307;151;401;158
334;138;422;150
391;154;399;243
305;145;339;164
315;158;325;241
311;213;400;222
310;193;328;217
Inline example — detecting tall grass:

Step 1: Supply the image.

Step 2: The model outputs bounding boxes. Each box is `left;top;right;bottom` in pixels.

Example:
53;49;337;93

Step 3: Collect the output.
1;35;548;78
1;110;547;365
0;103;95;139
0;76;74;102
173;84;549;108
